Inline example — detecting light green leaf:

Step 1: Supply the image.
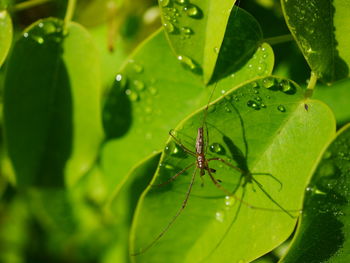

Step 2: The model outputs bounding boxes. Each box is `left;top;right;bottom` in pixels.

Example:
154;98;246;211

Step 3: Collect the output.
281;0;350;83
130;76;336;263
0;9;12;67
3;18;103;187
101;29;274;195
280;123;350;263
160;2;263;83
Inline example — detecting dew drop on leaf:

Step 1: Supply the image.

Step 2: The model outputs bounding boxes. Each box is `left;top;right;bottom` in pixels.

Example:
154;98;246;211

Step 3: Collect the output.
262;77;276;89
183;5;200;18
224;195;235;207
277;105;286;112
177;55;197;71
164;22;175;33
215;210;225;223
247;100;260;110
115;73;127;89
180;26;193;35
133;80;145;91
210;143;225;155
125;89;139;102
175;0;187;5
278;79;296;94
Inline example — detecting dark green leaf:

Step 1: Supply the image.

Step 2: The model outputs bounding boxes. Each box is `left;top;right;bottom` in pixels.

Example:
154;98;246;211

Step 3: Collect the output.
281;0;350;83
4;18;103;187
281;123;350;263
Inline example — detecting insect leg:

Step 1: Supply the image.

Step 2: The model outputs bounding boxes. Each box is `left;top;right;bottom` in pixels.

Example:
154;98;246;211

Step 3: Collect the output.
152;163;196;187
131;167;198;256
169;129;196;157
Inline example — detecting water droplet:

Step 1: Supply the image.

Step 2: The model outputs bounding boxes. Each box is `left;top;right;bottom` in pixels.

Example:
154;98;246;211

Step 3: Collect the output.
184;5;200;18
33;35;44;44
262;77;276;89
166;142;185;157
115;73;127;89
210;143;226;155
214;47;219;53
225;106;231;112
125;89;139;102
177;55;197;71
278;79;296;94
221;89;226;94
23;32;29;38
277;105;286;112
176;0;187;5
159;0;170;7
180;26;193;35
215;210;225;223
255;96;262;101
132;63;143;73
133;80;145;91
260;103;266;108
247;100;260;110
224;195;235;207
164;22;175;33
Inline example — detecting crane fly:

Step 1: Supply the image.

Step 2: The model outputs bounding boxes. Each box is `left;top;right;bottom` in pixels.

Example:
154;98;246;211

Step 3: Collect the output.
131;83;296;256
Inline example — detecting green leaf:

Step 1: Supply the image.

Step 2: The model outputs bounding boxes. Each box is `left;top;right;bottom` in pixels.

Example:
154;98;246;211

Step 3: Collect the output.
101;29;274;194
102;153;161;263
130;76;336;262
280;123;350;263
160;2;263;83
0;9;12;67
281;0;350;83
3;18;103;187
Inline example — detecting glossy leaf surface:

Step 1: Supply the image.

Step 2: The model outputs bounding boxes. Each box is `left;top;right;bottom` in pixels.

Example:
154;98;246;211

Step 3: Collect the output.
131;76;336;263
281;0;350;83
281;124;350;263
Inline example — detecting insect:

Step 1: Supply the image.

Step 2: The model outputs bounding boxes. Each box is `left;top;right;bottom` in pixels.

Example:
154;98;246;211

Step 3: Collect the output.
131;83;296;256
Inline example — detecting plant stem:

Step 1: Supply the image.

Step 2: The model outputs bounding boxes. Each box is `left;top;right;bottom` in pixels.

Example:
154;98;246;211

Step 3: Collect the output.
263;34;294;45
305;71;318;98
12;0;51;12
64;0;76;28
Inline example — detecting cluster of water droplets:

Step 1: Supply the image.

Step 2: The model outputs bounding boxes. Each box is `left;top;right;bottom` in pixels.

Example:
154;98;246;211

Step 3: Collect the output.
22;19;64;45
244;46;270;76
215;195;237;223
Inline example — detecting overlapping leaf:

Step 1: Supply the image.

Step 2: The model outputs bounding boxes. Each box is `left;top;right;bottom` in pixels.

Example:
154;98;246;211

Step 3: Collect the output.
0;9;12;67
130;76;336;262
101;27;274;195
281;124;350;263
281;0;350;83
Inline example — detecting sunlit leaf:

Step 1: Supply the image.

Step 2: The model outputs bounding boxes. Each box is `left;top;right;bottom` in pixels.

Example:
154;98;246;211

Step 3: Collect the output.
130;76;336;262
101;29;274;195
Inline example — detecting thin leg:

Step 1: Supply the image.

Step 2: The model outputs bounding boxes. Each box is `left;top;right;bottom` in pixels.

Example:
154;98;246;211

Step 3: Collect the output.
152;163;196;187
207;157;244;174
169;129;196;157
131;167;198;256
